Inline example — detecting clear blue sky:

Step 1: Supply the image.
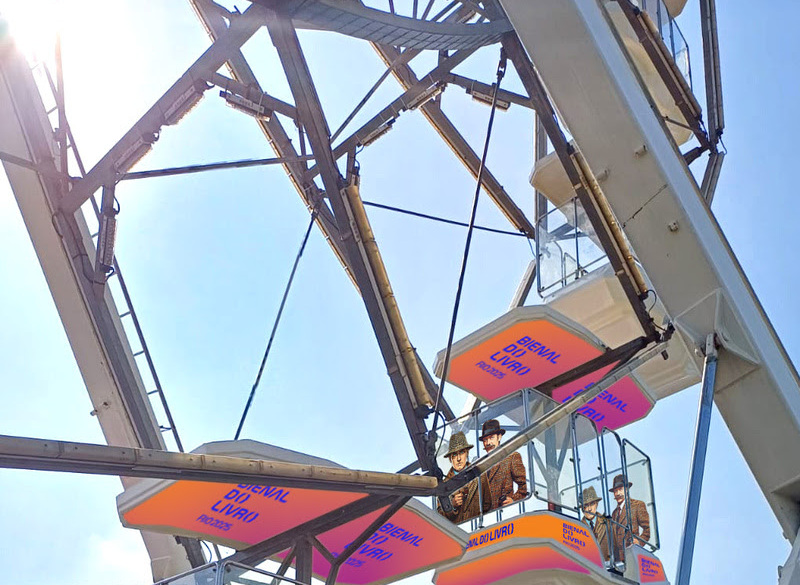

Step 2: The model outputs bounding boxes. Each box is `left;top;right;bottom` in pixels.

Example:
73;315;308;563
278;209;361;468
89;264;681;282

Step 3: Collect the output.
0;1;798;583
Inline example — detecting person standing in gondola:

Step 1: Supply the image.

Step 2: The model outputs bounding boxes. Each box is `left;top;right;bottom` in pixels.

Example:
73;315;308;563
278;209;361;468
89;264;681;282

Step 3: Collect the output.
581;486;610;561
479;419;528;510
438;432;491;523
609;474;650;561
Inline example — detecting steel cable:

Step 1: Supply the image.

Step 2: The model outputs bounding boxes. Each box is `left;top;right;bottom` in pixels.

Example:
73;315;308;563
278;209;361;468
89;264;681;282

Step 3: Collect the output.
430;48;508;443
234;210;318;440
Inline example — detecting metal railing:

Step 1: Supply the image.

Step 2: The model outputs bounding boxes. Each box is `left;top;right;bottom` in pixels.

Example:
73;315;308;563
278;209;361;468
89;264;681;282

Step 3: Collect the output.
535;196;608;297
431;389;541;527
431;387;660;572
153;560;309;585
220;561;309;585
152;563;218;585
632;0;693;87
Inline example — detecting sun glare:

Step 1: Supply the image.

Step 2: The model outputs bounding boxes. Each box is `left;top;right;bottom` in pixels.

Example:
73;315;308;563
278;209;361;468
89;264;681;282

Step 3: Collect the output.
0;0;70;63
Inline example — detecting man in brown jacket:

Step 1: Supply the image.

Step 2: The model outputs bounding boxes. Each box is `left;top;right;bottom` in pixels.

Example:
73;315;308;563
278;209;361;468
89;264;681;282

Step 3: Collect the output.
609;474;650;562
479;419;528;510
437;432;491;524
581;486;610;561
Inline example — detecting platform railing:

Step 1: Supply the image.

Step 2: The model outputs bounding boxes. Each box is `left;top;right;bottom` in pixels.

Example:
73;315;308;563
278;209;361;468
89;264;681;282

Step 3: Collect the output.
430;389;540;527
219;561;310;585
632;0;693;87
430;388;660;574
536;196;608;297
152;560;309;585
152;563;218;585
622;439;660;550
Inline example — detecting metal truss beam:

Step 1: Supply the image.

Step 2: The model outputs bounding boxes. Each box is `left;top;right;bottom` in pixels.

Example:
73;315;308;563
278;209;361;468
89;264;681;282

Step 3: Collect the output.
534;114;549;233
192;2;456;430
261;0;512;51
60;3;270;215
189;0;355;287
699;0;724;204
536;335;651;396
309;29;537;239
701;149;725;204
446;72;534;109
370;43;536;238
330;47;423;144
0;149;69;179
699;0;724;141
509;258;537;308
0;434;438;495
2;49;166;462
498;28;658;339
272;545;297;583
267;13;440;471
320;48;475;162
231;494;398;566
417;348;455;421
119;155;315;181
189;1;455;461
204;71;299;120
308;535;335;564
324;496;409;585
295;537;313;585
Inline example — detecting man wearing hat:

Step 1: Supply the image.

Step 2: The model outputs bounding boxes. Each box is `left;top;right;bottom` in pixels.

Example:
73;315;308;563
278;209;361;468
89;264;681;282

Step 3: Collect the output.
609;474;650;561
480;419;528;510
438;431;491;524
581;486;610;561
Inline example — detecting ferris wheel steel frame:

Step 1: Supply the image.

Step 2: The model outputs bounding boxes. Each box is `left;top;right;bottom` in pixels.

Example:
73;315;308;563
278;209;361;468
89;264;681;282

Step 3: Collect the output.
0;0;732;578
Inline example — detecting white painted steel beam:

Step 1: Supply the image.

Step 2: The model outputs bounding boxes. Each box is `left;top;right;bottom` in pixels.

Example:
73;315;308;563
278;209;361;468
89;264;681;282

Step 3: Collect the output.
499;0;800;537
0;42;197;579
779;530;800;585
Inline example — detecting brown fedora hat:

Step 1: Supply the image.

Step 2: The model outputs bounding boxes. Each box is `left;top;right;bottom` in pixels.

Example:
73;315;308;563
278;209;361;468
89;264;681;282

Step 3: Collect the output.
582;486;602;505
609;474;632;491
479;419;506;440
444;431;474;458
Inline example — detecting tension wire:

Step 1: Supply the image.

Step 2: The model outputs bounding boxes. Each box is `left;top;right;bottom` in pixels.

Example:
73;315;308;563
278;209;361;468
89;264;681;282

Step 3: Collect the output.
234;210;318;440
431;48;508;439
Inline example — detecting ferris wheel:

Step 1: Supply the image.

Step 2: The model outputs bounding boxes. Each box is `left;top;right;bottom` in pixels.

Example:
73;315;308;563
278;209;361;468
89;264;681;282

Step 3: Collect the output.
1;2;798;585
